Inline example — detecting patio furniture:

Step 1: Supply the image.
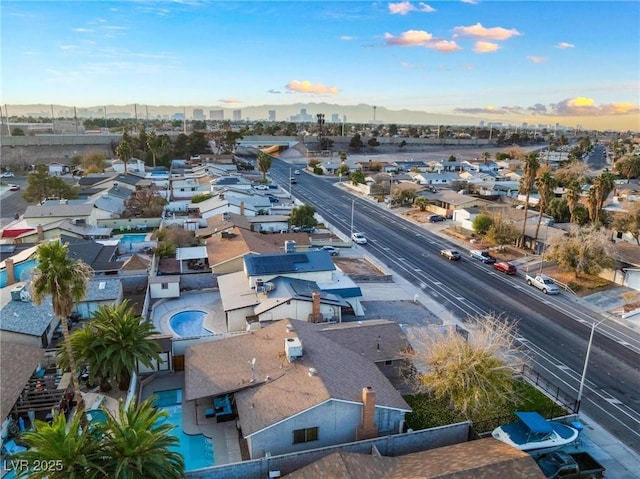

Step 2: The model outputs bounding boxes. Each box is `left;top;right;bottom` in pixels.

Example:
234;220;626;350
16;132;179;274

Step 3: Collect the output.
213;395;235;423
3;439;27;455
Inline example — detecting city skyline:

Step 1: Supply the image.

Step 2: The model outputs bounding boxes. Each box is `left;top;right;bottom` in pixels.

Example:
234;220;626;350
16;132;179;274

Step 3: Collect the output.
2;1;639;131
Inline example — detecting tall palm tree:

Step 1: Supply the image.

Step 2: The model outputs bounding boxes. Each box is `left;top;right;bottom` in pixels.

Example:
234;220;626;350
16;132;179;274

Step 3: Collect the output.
590;171;616;224
30;241;93;428
116;130;133;174
565;179;583;223
14;409;104;479
518;152;540;248
534;169;557;240
57;325;112;392
92;301;161;390
146;131;160;168
99;398;184;479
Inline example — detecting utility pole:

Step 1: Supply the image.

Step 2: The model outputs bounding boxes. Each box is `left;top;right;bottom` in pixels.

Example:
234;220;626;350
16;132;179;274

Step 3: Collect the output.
350;199;355;243
576;318;606;412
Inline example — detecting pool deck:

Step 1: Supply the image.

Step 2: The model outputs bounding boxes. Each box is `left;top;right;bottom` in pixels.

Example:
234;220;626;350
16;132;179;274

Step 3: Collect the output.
140;372;243;467
151;291;227;337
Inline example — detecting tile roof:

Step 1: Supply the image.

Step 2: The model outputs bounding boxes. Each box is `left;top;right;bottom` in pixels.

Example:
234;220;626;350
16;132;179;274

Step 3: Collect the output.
0;341;44;419
184;319;410;436
285;438;544;479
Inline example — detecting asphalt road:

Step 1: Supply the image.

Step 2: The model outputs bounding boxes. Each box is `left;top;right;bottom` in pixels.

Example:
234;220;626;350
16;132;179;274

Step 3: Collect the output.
0;177;28;227
270;157;640;454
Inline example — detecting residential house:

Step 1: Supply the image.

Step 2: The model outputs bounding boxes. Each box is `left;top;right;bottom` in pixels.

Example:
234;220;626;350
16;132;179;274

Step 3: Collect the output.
2;220;112;245
284;437;545;479
419;190;492;218
409;172;461;186
0;282;58;347
209;176;253;194
23;202;102;228
112;158;146;174
73;277;123;319
218;250;363;331
171;176;211;200
61;235;123;275
47;162;68;176
394;160;429;172
184;319;411;459
195;195;272;220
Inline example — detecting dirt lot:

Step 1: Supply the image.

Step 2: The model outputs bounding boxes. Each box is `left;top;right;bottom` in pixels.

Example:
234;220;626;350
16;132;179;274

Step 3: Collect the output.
334;257;386;276
403;210;434;223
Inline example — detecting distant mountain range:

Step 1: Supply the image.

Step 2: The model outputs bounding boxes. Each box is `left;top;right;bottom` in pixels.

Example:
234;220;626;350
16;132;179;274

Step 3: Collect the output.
5;102;485;126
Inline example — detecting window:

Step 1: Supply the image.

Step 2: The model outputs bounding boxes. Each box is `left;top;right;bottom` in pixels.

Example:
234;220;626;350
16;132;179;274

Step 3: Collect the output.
385;360;393;366
293;427;318;444
161;283;169;290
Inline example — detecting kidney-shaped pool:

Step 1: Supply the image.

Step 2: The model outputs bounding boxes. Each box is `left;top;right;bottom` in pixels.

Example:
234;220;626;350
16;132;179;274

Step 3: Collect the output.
169;310;212;337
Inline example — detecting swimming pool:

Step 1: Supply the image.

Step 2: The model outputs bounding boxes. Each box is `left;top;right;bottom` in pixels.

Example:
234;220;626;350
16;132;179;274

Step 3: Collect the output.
119;233;148;243
169;310;212;337
153;389;215;471
0;258;37;288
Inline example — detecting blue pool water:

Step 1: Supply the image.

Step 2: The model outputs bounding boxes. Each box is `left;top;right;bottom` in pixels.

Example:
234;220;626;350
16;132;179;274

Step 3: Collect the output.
119;233;148;243
0;259;37;288
153;389;215;471
170;310;211;337
87;409;107;424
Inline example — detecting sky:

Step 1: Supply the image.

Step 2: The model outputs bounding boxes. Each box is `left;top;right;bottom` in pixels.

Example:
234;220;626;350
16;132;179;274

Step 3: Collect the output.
1;0;639;131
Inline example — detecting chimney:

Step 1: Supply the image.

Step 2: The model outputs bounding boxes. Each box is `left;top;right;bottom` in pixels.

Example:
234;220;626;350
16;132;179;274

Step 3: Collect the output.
308;291;323;323
5;259;16;286
357;387;378;440
240;201;245;216
37;224;44;242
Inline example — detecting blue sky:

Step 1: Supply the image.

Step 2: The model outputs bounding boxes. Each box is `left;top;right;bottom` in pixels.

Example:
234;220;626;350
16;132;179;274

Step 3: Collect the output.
2;1;639;130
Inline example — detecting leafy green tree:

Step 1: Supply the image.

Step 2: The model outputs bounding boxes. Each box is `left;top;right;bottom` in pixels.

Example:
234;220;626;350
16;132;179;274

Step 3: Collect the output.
22;166;79;203
405;314;523;421
348;133;363;151
91;301;161;390
172;133;190;159
115;131;134;174
256;152;272;181
472;213;493;237
319;137;334;151
30;241;94;429
290;204;318;228
392;188;416;206
615;155;640;180
486;215;520;248
222;130;242;153
14;413;104;479
518;152;540;247
80;152;107;172
547;225;617;278
349;170;365;185
547;197;571;223
337;163;350;177
12;127;26;136
98;398;184;479
367;137;380;149
191;193;212;203
188;131;209;156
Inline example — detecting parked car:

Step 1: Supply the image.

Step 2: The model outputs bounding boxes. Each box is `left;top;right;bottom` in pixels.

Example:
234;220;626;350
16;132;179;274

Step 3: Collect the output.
526;273;559;294
351;232;367;244
469;249;496;264
292;225;315;233
440;249;461;260
534;451;605;479
1;172;15;178
265;194;279;203
8;184;20;191
428;214;445;223
318;245;339;256
494;261;517;274
254;184;269;190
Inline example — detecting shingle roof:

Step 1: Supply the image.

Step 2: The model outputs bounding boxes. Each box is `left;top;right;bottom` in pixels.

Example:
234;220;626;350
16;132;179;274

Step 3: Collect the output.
84;278;121;301
285;438;544;479
24;203;94;219
245;251;335;276
184;320;410;437
0;288;57;336
0;341;44;419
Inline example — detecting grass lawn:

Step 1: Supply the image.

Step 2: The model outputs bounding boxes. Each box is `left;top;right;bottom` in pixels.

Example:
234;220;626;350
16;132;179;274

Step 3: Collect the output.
404;380;567;434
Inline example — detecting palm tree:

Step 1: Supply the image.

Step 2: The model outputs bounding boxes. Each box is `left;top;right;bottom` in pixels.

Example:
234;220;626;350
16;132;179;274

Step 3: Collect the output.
14;410;104;479
116;130;133;174
256;151;272;181
481;151;490;164
534;169;557;240
518;152;540;248
146;131;160;168
57;325;112;392
565;179;582;223
30;241;93;428
92;301;161;390
99;398;184;479
589;172;616;224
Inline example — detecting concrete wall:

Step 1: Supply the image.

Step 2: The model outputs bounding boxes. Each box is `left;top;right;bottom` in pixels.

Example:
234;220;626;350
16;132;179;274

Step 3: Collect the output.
257;301;339;324
96;218;162;230
0;330;43;348
150;281;180;299
187;422;471;479
227;306;254;332
212;256;246;275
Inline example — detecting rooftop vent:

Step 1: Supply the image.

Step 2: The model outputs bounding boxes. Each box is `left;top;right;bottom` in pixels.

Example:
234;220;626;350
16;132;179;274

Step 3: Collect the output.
284;240;296;254
308;368;317;377
285;337;303;362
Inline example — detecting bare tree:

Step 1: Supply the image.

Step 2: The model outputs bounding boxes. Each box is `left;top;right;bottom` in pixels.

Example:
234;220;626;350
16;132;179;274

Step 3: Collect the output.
547;225;617;278
403;314;525;420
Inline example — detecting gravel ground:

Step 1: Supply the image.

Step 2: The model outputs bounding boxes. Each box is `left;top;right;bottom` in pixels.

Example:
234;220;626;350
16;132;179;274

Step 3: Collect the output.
345;300;442;327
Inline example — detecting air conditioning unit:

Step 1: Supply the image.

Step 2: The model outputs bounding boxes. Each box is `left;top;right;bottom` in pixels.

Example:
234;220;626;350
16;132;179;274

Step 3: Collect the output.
285;337;303;362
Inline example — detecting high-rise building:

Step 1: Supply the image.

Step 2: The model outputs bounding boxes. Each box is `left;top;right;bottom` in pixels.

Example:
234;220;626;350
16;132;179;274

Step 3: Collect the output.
193;109;205;120
210;110;224;120
268;110;276;122
331;113;339;123
233;110;242;122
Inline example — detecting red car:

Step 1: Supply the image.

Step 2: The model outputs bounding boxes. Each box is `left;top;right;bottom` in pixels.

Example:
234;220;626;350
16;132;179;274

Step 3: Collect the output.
494;261;517;275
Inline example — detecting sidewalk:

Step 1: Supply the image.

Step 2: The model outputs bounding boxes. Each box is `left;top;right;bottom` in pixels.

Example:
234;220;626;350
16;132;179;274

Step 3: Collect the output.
334;183;640;477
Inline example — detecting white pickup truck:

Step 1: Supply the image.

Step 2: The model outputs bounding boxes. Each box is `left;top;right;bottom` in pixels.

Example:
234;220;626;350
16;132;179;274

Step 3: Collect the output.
525;274;560;294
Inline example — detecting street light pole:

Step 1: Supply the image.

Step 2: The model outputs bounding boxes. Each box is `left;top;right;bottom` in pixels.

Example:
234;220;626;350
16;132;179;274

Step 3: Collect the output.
576;318;606;413
289;167;292;197
539;223;549;274
350;199;355;243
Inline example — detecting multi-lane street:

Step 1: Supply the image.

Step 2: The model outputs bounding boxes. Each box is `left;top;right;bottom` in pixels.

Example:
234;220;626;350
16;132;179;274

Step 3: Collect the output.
271;157;640;453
